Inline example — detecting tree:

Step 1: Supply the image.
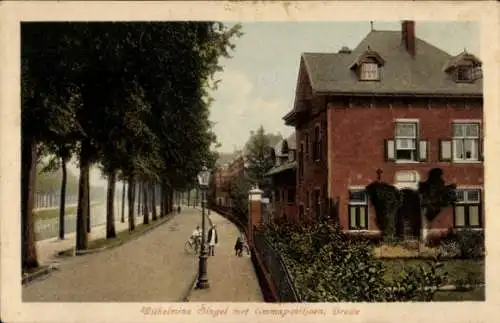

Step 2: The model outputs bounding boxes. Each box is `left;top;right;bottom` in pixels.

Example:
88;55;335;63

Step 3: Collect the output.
244;125;282;191
21;23;81;269
229;176;252;224
418;168;457;243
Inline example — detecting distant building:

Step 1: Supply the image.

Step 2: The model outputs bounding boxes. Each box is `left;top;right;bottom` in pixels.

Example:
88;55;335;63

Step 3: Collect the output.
265;133;297;222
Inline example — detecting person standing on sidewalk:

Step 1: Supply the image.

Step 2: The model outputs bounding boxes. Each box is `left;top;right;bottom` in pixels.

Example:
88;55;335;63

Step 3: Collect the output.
207;224;218;256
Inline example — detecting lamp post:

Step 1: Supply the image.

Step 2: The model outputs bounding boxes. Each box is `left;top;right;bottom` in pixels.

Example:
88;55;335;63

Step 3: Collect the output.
196;166;210;289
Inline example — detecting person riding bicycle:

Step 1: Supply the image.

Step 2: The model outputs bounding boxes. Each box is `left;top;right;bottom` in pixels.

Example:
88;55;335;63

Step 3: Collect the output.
191;226;202;249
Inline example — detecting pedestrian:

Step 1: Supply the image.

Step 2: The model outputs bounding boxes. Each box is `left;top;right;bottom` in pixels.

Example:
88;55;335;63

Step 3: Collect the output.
234;236;243;257
207;224;218;256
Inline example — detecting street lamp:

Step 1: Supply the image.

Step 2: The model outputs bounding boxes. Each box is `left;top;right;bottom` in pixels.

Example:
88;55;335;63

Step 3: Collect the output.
196;166;211;289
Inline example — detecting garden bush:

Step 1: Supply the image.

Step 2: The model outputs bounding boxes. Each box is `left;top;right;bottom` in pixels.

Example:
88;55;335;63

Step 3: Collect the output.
263;217;448;302
440;229;484;259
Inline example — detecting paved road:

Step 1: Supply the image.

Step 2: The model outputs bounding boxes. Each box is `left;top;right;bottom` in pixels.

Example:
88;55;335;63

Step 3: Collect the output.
23;207;204;302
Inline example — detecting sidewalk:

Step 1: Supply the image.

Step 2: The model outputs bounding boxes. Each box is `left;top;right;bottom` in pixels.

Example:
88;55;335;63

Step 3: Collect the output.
187;210;264;302
36;212;149;266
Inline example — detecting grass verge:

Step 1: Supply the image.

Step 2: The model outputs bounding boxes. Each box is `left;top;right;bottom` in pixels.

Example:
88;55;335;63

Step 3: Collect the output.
382;258;485;286
34;202;101;221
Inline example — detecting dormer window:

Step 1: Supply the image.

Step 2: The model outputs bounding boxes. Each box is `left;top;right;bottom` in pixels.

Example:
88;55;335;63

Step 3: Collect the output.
444;51;482;83
456;66;473;82
360;63;379;81
350;46;385;82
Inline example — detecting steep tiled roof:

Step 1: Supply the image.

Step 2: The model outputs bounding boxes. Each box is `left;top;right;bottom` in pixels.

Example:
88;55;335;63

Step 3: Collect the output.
301;30;482;97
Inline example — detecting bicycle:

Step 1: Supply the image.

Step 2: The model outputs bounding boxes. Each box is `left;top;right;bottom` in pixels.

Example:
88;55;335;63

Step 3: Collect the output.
185;236;201;255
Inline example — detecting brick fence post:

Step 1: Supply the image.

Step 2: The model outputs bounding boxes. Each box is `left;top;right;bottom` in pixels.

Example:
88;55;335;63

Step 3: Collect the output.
247;185;263;246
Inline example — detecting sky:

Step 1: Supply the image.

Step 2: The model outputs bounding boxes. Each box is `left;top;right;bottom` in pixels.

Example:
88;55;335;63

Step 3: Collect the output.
68;20;480;187
209;21;480;154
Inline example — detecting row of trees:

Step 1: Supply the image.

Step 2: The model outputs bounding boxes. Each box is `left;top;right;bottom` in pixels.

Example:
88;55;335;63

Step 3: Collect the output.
21;22;242;271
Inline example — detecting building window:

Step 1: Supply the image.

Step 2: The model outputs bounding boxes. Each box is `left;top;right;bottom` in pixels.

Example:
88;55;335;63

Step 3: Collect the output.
313;126;320;161
348;189;368;230
453;123;480;161
287;188;296;203
360;63;379;81
454;189;482;228
456;66;473;82
395;122;418;161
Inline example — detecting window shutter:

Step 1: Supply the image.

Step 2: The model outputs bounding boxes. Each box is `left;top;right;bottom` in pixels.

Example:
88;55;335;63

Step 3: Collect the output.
439;140;452;161
479;138;484;161
385;139;395;161
419;140;428;161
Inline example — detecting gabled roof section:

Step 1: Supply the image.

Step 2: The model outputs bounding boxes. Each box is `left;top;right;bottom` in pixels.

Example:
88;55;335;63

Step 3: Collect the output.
443;50;482;72
300;30;482;97
349;46;386;70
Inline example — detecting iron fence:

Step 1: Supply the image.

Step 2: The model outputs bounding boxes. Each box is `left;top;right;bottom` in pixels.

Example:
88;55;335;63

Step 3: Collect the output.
253;230;301;302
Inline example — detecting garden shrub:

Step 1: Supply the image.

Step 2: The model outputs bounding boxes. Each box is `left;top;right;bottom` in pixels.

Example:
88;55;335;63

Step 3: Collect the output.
440;229;484;259
263;216;448;302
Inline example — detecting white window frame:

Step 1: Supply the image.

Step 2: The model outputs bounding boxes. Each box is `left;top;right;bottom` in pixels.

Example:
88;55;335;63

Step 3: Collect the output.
456;66;473;82
452;121;481;163
454;187;482;228
395;120;418;162
348;187;368;230
360;63;379;81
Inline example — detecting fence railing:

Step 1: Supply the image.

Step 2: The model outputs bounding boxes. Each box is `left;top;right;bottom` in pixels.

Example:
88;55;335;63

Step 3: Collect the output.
253;230;301;302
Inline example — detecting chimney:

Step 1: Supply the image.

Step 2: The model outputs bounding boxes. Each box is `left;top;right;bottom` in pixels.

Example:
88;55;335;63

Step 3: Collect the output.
402;20;415;56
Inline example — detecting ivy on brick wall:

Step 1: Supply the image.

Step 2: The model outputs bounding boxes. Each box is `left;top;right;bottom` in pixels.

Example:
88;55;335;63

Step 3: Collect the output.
418;168;457;223
365;181;403;238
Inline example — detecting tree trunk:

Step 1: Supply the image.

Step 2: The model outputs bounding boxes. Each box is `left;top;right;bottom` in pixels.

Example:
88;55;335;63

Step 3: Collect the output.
151;182;158;221
106;170;117;239
21;137;39;270
58;157;68;240
143;182;149;225
187;190;190;207
160;182;166;217
121;180;126;223
127;176;136;231
76;143;91;251
86;173;91;233
137;181;142;216
165;185;170;215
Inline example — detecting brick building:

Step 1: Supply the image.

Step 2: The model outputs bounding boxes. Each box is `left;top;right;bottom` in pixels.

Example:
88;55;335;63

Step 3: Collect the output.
265;133;297;222
212;150;247;208
283;21;483;239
